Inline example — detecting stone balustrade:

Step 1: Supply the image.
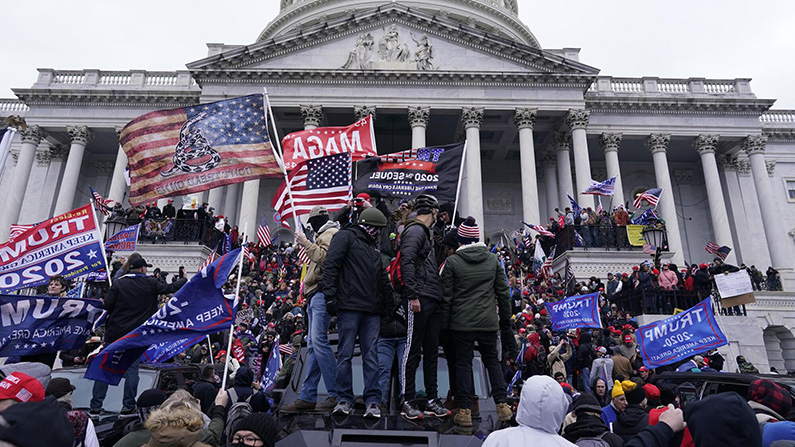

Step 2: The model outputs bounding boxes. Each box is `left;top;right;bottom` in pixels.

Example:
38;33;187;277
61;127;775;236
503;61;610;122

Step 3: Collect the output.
761;110;795;127
34;69;197;90
0;99;29;114
588;76;753;97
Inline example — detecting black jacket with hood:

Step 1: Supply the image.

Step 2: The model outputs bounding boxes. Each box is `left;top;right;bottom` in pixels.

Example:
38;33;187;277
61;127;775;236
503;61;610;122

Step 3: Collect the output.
398;219;442;302
563;413;625;447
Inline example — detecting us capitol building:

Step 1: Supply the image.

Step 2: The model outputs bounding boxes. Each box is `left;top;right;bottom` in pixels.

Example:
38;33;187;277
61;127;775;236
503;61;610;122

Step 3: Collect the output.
2;0;795;372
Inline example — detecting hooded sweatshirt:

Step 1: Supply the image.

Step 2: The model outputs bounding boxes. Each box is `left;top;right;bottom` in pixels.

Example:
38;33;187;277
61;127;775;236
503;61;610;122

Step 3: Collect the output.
686;392;762;447
563;413;625;447
482;375;576;447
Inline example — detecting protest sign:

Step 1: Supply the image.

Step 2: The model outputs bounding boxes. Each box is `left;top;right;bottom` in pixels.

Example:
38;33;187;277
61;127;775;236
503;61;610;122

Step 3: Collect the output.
0;295;103;356
714;270;756;307
0;205;107;293
636;297;728;368
281;115;377;169
105;224;140;252
547;292;602;331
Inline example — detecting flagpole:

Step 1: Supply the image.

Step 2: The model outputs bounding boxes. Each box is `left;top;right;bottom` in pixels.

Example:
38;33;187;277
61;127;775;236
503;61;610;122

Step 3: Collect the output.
222;225;247;390
263;89;302;235
90;199;113;288
711;296;739;371
451;141;468;226
206;335;214;365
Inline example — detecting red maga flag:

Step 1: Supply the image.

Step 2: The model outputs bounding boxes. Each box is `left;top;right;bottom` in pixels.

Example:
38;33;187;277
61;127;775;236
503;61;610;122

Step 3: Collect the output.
119;94;282;206
280;116;377;170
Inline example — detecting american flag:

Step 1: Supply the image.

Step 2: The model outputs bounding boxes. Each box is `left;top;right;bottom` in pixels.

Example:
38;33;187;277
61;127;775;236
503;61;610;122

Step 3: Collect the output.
542;247;555;279
643;243;657;255
197;244;219;273
524;222;555;238
297;246;310;266
118;94;281;206
705;242;731;260
596;196;603;215
8;224;34;242
279;343;293;356
90;186;113;216
564;259;576;296
257;216;272;245
633;188;663;208
522;233;532;251
582;177;616;196
705;241;721;254
271;153;352;221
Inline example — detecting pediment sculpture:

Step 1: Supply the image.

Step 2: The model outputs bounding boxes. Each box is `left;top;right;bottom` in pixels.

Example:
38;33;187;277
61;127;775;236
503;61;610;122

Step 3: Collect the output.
341;25;435;70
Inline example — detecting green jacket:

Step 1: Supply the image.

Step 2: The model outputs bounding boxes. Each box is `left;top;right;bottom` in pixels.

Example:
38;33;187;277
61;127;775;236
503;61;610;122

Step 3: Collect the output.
441;242;512;331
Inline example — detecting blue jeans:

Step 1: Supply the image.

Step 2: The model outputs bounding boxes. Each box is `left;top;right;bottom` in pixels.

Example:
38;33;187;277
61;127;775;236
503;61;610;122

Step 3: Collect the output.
377;337;406;404
336;310;380;406
580;366;592;393
298;293;337;402
90;356;141;410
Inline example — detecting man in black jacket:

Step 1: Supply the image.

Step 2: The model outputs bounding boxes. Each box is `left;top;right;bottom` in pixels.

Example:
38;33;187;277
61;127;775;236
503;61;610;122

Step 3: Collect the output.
399;194;448;419
89;257;186;415
323;208;394;419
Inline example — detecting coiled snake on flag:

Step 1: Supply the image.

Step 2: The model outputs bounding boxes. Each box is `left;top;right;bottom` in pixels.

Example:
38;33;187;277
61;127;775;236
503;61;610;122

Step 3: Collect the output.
160;112;221;177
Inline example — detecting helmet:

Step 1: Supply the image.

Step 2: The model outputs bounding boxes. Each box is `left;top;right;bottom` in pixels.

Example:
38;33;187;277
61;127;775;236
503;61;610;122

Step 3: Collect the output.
358;208;387;227
414;193;439;211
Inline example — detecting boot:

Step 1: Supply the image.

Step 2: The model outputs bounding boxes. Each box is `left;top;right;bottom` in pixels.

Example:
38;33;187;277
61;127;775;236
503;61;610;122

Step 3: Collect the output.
443;390;458;411
281;399;316;414
471;398;480;418
496;402;512;422
454;408;472;427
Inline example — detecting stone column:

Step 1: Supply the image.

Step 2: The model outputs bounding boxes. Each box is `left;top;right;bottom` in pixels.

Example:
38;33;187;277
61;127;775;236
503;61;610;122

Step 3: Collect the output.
541;152;559;221
300;105;322;130
53;125;93;215
207;188;225;214
462;107;485;236
354;105;376;122
514;108;540;224
600;133;625;208
1;125;44;240
239;180;260;241
645;134;684;265
408;106;430;148
692;134;736;265
554;132;573;209
567;109;594;209
224;183;241;225
743;135;793;271
107;128;129;206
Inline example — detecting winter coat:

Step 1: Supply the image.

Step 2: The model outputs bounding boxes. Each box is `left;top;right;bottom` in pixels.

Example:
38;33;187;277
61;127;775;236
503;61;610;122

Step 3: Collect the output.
399;219;443;301
548;342;573;379
299;220;340;297
694;269;712;298
611;353;633;381
104;273;186;343
590;357;614;390
577;333;597;370
563;413;625;447
226;366;254;410
440;242;512;331
192;380;218;416
482;376;576;447
322;225;393;314
115;405;224;447
613;404;650;442
657;270;678;291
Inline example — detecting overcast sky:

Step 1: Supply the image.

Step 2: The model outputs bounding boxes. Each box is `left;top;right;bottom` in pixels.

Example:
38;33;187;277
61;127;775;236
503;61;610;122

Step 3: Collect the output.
1;0;793;108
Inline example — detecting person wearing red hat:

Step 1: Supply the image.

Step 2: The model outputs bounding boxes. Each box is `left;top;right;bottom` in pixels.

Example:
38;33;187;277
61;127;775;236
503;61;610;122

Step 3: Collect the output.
144;201;162;219
0;372;45;411
162;198;176;219
693;263;712;299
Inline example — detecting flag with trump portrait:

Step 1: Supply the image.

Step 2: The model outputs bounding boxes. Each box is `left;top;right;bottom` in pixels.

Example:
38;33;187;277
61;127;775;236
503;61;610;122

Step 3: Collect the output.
119;94;283;206
85;248;242;385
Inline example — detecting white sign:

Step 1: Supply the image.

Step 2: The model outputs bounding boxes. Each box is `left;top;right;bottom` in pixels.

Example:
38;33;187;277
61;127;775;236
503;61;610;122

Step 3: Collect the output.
714;270;753;298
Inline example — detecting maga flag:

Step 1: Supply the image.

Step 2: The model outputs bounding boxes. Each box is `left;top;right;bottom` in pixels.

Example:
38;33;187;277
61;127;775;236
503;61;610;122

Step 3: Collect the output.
354;142;464;203
119;94;282;206
281;115;377;170
85;248;242;385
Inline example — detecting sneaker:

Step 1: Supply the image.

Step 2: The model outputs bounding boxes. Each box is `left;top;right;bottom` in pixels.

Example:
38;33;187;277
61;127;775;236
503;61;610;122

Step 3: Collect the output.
315;396;337;412
454;408;472;427
496;402;512;422
364;403;381;419
424;398;451;417
120;407;136;415
88;409;101;418
333;401;352;415
281;399;316;414
401;401;424;420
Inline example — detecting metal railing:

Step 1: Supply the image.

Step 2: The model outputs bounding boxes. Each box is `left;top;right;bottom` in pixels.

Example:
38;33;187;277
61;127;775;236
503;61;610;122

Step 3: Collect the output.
553;225;669;253
103;218;229;249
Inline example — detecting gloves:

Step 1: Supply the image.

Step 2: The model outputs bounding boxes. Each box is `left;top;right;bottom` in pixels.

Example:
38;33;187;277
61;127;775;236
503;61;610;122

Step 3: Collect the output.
325;297;338;316
499;319;511;331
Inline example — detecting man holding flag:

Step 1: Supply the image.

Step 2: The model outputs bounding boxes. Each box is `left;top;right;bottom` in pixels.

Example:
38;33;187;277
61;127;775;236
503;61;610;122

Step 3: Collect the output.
88;257;187;415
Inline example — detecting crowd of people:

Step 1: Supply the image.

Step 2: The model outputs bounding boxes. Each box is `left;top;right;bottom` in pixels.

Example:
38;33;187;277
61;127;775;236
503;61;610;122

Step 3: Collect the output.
0;193;790;447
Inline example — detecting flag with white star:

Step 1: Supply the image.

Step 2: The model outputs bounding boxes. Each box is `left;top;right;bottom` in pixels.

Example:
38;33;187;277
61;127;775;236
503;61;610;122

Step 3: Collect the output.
85;248;242;385
272;152;352;221
119;94;282;206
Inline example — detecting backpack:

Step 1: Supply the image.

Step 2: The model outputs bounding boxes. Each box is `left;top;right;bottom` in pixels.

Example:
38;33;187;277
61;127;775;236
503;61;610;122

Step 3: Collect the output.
224;387;253;446
575;432;611;447
527;345;548;376
387;222;431;293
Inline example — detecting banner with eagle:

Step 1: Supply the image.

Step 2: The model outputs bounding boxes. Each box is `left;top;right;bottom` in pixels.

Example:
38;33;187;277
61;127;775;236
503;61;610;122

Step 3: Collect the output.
119;94;282;206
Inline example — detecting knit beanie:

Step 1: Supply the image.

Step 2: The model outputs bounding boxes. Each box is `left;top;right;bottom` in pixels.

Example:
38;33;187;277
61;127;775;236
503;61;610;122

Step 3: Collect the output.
749;379;792;418
623;380;646;405
456;216;479;244
233;413;279;447
573;393;604;416
611;380;625;399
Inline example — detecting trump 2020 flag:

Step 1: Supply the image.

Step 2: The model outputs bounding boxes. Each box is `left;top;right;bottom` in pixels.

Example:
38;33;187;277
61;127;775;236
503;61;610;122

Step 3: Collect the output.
547;292;602;331
119;94;282;206
260;338;281;393
85;248;242;385
636;297;728;369
104;224;140;252
582;177;616;196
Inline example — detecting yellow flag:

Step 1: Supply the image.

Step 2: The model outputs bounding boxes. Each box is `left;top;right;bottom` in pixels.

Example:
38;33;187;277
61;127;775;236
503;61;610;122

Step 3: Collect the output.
626;225;647;247
673;308;684;315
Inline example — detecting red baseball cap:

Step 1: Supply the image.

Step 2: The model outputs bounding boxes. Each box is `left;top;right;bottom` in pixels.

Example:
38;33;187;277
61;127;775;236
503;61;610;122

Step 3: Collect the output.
624;335;633;343
643;383;660;400
518;328;526;333
638;366;649;372
0;372;44;403
356;193;371;202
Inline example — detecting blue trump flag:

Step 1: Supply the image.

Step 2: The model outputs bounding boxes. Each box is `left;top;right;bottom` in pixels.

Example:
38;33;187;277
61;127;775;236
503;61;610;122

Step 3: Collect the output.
0;295;103;356
105;224;140;252
547;292;602;331
567;194;581;216
85;248;242;385
636;297;728;369
260;337;281;393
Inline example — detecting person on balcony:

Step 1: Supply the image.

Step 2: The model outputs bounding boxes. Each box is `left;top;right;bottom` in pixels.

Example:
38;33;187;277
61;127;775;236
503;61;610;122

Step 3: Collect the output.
637;264;657;313
162;199;176;219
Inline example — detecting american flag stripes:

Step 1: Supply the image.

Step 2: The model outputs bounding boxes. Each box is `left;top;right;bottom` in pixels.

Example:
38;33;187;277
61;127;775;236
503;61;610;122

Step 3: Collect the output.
90;186;113;216
705;242;732;260
8;224;34;242
297;246;310;266
596;196;603;215
643;243;657;255
271;153;352;221
279;343;293;356
541;247;555;279
705;241;721;254
197;245;219;273
523;222;555;238
633;188;663;208
256;216;272;246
